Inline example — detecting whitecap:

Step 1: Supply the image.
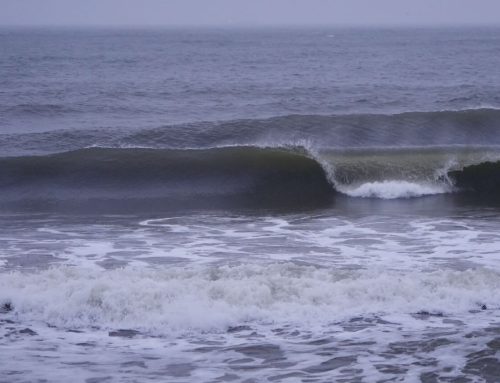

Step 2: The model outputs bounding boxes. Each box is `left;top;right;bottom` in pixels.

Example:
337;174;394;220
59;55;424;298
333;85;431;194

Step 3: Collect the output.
340;180;450;199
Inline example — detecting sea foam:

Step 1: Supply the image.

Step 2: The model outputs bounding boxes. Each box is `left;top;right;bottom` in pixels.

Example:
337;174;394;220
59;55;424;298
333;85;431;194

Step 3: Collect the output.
1;264;498;334
340;180;450;199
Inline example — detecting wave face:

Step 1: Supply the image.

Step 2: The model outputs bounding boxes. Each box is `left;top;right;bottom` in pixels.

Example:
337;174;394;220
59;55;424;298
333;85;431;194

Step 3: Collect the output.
448;161;500;194
1;144;500;211
0;147;333;211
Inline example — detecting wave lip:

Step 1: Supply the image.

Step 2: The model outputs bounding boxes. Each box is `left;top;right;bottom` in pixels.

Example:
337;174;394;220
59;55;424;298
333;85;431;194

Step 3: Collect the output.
339;181;451;199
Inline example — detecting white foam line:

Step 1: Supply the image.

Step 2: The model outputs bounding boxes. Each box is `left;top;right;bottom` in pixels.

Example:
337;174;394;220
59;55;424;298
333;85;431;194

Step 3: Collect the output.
339;180;451;199
1;264;499;335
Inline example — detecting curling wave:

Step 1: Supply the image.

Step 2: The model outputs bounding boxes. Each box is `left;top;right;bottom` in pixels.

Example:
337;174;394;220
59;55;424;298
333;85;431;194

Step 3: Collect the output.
1;145;500;211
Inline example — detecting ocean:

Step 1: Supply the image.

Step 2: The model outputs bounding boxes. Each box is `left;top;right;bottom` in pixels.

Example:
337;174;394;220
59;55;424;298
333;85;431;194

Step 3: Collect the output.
1;27;500;382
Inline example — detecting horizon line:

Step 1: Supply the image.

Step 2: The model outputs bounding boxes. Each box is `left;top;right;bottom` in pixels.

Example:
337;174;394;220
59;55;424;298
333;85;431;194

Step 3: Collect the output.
1;22;500;29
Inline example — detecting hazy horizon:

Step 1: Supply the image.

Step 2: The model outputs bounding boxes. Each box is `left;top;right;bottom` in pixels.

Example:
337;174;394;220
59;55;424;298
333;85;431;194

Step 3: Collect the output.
1;0;500;27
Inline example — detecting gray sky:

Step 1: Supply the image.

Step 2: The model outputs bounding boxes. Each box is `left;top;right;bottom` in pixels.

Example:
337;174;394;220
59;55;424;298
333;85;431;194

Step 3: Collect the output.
1;0;500;27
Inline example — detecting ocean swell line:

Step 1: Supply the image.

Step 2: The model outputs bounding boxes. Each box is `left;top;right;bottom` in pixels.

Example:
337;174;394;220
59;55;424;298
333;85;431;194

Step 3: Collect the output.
0;146;500;211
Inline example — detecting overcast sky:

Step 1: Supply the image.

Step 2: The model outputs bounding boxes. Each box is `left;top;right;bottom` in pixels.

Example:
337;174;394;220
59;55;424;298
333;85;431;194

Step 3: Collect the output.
1;0;499;27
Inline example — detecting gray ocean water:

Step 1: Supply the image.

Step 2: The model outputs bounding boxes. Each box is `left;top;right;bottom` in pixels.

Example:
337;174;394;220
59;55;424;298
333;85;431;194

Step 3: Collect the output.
2;27;500;382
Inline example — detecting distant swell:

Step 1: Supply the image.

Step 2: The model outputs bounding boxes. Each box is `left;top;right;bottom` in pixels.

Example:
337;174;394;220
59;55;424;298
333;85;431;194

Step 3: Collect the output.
2;108;500;156
4;103;76;117
1;145;500;212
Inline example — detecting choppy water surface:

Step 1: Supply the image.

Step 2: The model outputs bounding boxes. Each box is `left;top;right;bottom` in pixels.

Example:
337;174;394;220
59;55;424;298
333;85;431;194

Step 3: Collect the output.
2;27;500;382
2;209;500;382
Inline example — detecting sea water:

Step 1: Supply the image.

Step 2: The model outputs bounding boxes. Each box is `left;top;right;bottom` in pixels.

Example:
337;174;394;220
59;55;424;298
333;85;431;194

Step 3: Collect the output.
1;27;500;382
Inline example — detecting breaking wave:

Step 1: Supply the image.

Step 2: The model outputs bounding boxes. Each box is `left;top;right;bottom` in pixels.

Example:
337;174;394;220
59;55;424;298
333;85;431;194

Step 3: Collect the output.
1;144;500;211
1;264;499;334
338;181;449;199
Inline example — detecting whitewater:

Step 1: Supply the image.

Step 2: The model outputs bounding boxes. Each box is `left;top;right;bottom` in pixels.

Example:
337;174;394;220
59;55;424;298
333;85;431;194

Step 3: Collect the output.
3;211;500;382
2;26;500;383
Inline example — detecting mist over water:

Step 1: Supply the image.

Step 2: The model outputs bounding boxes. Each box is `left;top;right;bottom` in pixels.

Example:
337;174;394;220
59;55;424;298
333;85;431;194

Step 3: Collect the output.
2;27;500;382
